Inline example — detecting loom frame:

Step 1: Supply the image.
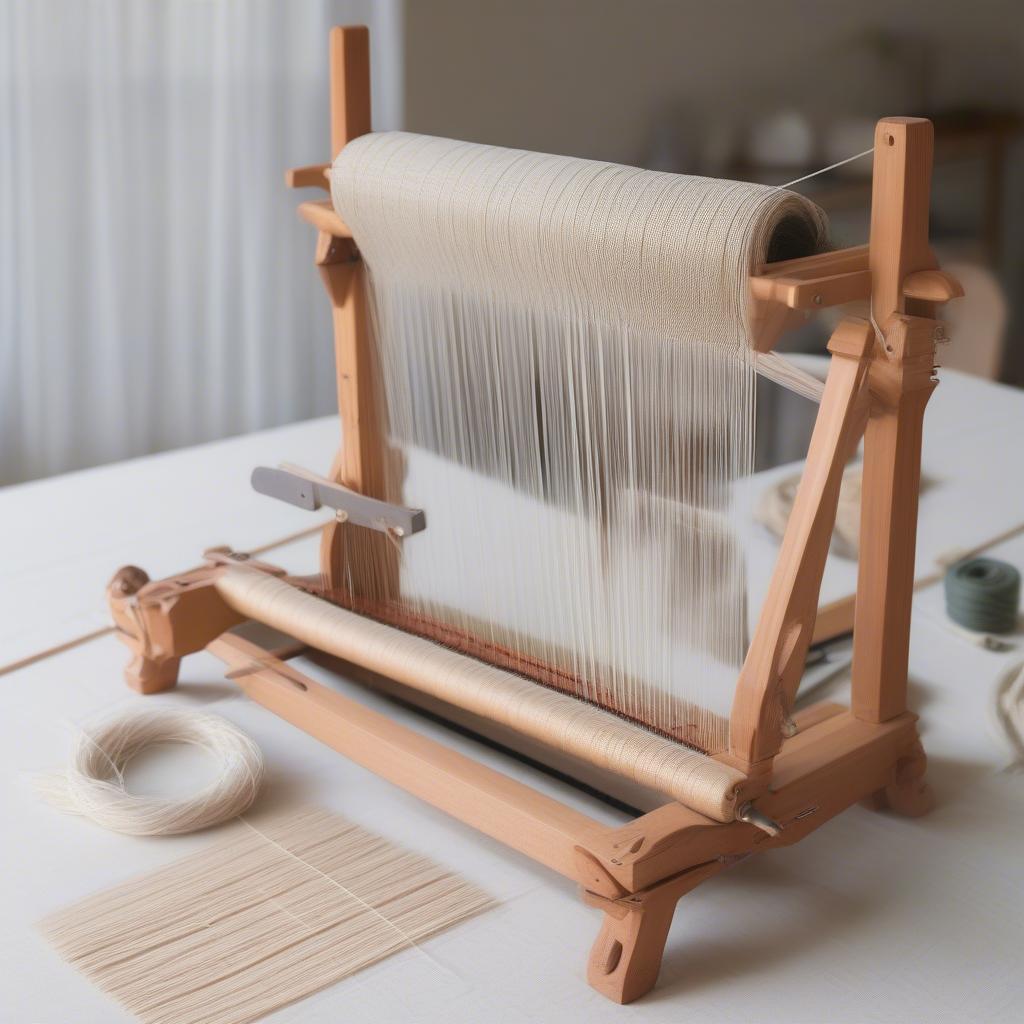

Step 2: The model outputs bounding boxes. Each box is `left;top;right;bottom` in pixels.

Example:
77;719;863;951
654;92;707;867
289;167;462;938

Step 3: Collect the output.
106;25;961;1004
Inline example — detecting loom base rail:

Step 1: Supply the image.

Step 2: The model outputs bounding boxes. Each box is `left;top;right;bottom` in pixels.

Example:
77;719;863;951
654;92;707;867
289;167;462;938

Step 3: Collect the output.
107;566;930;1004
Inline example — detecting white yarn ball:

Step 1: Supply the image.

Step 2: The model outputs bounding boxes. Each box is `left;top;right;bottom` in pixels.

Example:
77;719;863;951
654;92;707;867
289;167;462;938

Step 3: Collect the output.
38;709;265;836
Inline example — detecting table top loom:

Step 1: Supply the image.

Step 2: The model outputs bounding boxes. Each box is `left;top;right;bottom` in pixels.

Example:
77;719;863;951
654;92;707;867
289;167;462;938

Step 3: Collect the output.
106;26;965;1005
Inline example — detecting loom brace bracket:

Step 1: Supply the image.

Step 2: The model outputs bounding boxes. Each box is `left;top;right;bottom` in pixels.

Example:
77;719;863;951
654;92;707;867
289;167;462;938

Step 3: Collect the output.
251;465;426;538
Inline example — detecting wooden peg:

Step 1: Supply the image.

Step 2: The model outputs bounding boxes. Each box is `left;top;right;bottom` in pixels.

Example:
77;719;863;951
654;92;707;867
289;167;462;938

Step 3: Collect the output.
285;164;331;190
903;268;964;304
297;199;352;238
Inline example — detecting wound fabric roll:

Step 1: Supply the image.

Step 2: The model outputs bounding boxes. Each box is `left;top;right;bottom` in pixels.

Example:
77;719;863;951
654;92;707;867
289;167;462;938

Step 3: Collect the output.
332;130;828;347
215;567;746;822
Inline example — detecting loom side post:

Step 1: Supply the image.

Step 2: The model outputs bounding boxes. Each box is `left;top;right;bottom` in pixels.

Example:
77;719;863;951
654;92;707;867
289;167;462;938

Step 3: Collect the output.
330;25;371;161
313;26;399;603
850;119;943;746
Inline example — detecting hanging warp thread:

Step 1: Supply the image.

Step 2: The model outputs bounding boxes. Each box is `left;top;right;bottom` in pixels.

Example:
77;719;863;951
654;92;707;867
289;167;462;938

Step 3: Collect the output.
36;709;265;836
320;131;829;754
40;806;494;1024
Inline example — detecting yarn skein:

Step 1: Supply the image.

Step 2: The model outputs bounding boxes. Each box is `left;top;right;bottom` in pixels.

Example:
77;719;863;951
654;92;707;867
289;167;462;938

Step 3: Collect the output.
944;557;1021;636
37;709;265;836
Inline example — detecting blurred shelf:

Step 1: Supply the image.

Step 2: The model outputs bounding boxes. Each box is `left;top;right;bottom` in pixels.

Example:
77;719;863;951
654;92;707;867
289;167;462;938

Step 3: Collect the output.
725;110;1023;266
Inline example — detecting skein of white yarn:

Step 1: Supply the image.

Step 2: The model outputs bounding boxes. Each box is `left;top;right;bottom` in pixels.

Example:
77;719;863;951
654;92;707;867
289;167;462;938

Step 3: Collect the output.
37;709;265;836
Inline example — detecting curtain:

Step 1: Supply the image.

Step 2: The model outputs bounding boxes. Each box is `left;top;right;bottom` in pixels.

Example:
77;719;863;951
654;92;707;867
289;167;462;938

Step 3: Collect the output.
0;0;403;484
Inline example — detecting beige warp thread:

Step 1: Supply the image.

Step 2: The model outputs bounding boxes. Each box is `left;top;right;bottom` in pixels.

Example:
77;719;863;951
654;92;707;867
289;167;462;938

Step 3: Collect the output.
37;709;265;836
39;806;494;1024
327;132;830;746
215;567;745;822
332;130;828;349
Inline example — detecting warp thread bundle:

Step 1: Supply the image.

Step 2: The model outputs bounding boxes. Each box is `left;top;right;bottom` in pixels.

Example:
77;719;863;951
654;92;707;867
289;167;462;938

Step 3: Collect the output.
37;709;264;836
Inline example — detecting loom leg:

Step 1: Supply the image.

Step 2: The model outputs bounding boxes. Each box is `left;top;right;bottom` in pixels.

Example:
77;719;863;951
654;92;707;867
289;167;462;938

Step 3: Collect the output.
124;653;181;695
106;559;247;698
864;740;933;818
584;891;678;1004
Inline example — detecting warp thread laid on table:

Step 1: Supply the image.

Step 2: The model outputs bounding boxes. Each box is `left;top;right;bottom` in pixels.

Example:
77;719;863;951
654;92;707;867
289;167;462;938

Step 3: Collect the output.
39;806;494;1024
37;709;265;836
944;557;1021;635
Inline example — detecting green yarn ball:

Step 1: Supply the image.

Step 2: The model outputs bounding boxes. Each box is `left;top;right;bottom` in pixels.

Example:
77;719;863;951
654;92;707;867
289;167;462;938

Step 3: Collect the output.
944;557;1021;635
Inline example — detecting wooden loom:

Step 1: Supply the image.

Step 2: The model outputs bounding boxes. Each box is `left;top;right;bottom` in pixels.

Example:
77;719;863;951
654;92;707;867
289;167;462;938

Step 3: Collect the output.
107;26;964;1004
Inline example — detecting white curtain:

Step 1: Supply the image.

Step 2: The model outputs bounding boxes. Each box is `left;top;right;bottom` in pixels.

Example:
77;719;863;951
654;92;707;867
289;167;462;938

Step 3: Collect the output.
0;0;403;484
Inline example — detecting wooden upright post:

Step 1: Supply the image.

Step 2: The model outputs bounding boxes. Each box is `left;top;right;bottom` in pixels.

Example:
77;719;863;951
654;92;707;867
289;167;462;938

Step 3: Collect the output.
316;27;398;604
329;26;371;161
850;118;939;724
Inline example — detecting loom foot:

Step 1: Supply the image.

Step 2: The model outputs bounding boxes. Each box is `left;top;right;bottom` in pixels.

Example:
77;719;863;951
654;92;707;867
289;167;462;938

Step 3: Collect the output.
584;891;677;1004
106;557;250;697
124;653;181;695
108;566;179;694
863;740;933;818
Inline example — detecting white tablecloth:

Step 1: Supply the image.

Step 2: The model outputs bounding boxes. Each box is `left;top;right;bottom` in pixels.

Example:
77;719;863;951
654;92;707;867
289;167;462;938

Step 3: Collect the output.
2;369;1023;1024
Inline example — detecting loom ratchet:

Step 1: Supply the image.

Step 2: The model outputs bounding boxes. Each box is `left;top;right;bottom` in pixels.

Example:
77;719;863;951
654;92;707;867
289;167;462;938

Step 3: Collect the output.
251;464;426;537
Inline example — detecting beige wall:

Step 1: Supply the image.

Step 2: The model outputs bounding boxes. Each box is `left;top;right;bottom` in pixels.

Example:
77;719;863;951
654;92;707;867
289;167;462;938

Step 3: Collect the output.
403;0;1024;383
404;0;1023;165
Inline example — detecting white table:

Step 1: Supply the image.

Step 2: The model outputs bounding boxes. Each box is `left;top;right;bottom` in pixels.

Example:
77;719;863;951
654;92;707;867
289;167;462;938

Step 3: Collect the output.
2;370;1023;1024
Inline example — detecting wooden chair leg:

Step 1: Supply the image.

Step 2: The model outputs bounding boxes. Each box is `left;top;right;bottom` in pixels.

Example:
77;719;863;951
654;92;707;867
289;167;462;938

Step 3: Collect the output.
586;892;677;1004
864;740;933;818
